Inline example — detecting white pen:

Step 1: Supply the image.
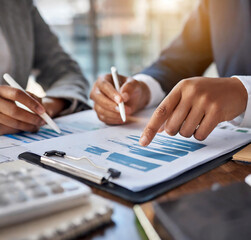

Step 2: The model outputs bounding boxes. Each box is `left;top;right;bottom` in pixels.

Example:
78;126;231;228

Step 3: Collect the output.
111;66;126;122
3;73;61;134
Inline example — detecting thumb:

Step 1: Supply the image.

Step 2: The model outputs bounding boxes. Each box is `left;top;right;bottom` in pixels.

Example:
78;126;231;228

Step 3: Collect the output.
120;78;139;102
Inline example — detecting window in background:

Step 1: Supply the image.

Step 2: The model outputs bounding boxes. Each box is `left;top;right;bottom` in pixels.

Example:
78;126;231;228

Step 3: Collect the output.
35;0;200;87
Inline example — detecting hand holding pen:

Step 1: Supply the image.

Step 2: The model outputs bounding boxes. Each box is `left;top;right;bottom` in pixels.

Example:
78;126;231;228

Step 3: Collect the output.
0;73;61;135
90;67;151;125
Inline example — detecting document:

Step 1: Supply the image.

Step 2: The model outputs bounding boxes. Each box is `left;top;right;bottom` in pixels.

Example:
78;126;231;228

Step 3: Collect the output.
0;110;106;149
19;109;251;192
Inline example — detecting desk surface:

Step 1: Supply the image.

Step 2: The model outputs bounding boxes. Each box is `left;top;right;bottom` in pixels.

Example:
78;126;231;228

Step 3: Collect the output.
81;160;251;240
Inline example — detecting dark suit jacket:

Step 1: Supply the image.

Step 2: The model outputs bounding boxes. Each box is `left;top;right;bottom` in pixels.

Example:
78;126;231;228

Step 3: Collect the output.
141;0;251;94
0;0;90;110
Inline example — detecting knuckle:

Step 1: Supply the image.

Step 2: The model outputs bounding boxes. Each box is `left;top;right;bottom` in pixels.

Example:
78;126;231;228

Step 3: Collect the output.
7;88;17;99
189;83;200;95
100;74;111;84
144;126;156;138
96;111;104;121
13;121;22;130
90;89;95;100
0;125;8;135
29;99;40;111
129;79;138;86
178;78;191;88
8;105;19;116
210;102;222;115
12;89;24;100
199;93;210;105
179;78;188;86
29;126;39;133
155;105;167;118
11;89;22;99
179;78;203;96
34;116;42;126
94;104;103;114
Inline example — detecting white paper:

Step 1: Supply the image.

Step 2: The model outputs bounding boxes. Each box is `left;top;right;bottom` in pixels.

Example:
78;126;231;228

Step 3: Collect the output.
21;109;251;192
0;110;106;150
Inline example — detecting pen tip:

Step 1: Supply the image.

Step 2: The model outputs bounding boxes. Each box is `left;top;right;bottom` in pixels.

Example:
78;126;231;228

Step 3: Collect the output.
122;115;126;122
56;129;62;134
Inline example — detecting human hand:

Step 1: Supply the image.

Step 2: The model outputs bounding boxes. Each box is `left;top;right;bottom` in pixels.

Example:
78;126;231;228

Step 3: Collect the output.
0;86;46;135
90;74;150;124
139;77;248;146
27;93;67;119
41;97;67;118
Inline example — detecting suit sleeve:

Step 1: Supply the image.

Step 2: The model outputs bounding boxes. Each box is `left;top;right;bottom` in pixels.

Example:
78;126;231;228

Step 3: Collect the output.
141;0;213;94
30;2;91;113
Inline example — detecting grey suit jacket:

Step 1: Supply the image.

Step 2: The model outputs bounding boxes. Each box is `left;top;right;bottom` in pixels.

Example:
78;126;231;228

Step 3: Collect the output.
0;0;90;111
141;0;251;94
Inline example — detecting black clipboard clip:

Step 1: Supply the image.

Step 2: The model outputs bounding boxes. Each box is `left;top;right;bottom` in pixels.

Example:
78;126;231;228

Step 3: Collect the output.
18;150;121;185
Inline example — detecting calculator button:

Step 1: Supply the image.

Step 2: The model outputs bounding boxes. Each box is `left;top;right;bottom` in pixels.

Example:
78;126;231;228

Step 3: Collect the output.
29;187;48;199
0;177;12;184
61;182;79;191
49;184;64;194
0;194;10;206
0;163;91;229
0;182;18;192
0;174;6;182
22;178;38;188
43;178;58;186
10;190;28;203
10;170;26;178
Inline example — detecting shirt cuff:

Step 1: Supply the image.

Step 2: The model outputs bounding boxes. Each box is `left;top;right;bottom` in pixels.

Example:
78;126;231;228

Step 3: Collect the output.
133;74;166;108
230;76;251;127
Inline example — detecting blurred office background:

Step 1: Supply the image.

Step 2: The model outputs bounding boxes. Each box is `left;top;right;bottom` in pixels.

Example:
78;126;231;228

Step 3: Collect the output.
30;0;217;96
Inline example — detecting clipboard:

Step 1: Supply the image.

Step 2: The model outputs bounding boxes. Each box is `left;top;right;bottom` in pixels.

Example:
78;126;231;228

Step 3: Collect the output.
18;145;246;203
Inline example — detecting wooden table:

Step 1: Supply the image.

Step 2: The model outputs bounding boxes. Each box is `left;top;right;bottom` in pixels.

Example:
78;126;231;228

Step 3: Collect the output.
79;160;251;239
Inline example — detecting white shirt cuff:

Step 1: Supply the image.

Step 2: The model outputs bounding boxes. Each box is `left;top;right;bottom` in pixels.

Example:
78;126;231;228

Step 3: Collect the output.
230;75;251;128
133;74;166;108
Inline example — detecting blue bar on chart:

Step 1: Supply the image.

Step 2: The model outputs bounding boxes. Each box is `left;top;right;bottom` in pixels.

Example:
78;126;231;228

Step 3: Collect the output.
5;134;30;144
17;133;40;142
2;120;103;149
146;145;188;157
85;146;109;156
107;152;160;172
108;140;178;162
127;134;206;152
107;134;207;163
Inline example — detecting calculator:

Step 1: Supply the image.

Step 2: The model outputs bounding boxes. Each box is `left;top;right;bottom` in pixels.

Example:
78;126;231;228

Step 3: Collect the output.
0;160;91;228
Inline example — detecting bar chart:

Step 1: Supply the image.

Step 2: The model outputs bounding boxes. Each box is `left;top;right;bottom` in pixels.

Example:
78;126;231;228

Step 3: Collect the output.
83;134;206;172
0;120;102;149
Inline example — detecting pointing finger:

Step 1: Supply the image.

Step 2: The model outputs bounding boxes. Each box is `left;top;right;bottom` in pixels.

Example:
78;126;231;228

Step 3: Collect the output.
139;87;181;146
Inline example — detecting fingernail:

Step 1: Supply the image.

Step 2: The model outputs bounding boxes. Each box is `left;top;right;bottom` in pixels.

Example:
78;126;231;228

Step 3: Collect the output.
122;92;129;102
114;95;121;104
36;105;45;115
139;135;149;146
